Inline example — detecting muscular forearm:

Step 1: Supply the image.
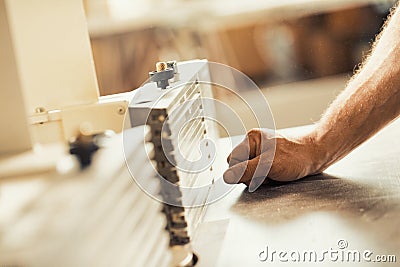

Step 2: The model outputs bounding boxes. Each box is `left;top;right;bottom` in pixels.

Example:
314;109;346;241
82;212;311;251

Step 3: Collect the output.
224;5;400;187
308;6;400;173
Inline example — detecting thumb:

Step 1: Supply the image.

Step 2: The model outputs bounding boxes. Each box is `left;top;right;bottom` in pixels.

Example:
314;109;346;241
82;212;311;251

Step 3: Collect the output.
223;154;269;185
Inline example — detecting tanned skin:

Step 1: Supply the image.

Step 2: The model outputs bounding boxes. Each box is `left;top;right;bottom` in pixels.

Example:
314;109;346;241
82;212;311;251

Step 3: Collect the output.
224;5;400;187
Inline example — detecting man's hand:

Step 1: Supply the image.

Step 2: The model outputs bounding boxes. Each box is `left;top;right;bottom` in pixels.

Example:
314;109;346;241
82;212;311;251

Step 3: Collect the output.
223;129;323;188
223;4;400;191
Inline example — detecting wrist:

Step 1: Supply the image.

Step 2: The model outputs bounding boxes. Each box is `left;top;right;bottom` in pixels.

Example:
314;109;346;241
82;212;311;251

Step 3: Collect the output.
299;132;330;175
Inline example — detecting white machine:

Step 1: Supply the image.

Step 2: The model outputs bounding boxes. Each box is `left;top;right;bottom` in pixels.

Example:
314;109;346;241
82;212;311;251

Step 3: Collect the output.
0;1;225;266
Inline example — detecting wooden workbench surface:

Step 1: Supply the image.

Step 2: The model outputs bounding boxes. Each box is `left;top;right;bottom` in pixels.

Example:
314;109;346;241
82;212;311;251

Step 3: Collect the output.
199;118;400;266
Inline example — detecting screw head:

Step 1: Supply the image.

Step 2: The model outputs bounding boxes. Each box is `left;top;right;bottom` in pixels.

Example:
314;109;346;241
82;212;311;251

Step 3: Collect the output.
35;107;46;113
117;106;125;115
156;61;167;72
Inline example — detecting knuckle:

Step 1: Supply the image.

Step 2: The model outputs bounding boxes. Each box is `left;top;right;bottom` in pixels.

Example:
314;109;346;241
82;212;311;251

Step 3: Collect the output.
248;128;261;136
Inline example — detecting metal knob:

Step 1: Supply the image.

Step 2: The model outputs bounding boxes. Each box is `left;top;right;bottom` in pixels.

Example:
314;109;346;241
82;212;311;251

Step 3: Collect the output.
149;61;174;89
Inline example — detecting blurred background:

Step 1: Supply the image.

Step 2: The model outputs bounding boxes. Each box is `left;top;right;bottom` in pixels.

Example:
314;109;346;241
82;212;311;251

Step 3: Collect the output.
84;0;396;130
